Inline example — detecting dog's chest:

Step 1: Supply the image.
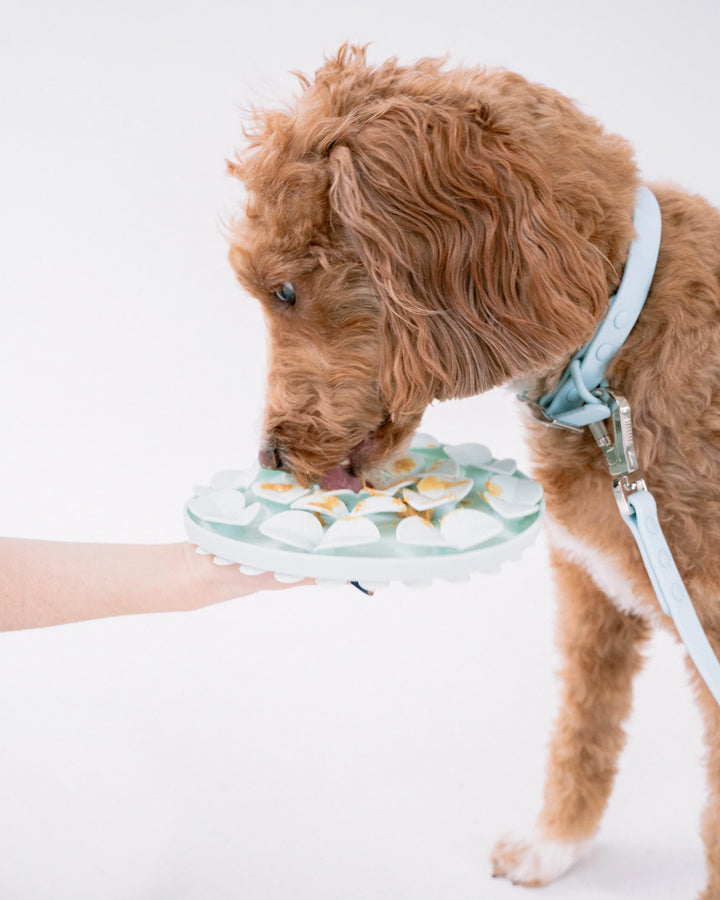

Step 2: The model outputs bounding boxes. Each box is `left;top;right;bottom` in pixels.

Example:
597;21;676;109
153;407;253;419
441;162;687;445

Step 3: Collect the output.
545;515;661;625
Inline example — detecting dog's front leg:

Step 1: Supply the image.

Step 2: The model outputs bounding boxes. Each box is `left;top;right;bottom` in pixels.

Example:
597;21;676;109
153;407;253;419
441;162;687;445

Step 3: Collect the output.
491;546;650;886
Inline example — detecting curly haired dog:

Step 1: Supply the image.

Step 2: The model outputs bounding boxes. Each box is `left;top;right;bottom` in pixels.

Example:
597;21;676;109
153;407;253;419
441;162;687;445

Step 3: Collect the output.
227;45;720;897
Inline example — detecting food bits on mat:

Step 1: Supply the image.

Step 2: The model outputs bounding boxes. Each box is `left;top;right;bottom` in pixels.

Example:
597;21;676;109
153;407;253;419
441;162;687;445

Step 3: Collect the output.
187;433;542;557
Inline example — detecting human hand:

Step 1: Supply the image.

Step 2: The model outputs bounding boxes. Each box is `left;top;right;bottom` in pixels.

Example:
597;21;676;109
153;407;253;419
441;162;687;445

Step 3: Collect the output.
180;542;314;611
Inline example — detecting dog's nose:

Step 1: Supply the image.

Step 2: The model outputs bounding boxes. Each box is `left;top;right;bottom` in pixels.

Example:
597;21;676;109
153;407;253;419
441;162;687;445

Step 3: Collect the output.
258;444;283;470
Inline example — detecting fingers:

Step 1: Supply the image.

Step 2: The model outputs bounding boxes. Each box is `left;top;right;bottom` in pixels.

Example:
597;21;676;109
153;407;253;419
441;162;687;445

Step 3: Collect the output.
204;562;316;600
260;575;316;591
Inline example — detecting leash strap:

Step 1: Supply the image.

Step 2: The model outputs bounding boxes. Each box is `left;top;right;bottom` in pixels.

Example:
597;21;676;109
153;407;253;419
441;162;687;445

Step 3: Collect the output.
520;187;720;705
591;390;720;705
624;490;720;703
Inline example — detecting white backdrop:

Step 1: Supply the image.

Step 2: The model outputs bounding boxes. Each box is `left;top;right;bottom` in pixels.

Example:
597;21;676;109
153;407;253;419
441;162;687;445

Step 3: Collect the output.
1;1;718;897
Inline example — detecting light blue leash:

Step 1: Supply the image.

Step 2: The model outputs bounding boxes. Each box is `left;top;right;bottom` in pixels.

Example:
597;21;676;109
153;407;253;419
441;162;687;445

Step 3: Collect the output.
521;186;720;705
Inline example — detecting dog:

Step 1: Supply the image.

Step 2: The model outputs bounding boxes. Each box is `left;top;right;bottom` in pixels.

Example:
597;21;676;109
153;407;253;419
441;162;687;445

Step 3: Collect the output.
226;45;720;897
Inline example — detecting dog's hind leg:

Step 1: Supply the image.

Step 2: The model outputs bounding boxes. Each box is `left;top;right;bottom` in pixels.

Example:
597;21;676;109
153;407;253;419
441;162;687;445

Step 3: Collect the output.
491;546;650;886
686;652;720;900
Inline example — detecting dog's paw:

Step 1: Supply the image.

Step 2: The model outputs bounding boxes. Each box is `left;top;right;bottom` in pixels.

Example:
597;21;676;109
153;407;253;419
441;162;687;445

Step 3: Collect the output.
490;830;588;887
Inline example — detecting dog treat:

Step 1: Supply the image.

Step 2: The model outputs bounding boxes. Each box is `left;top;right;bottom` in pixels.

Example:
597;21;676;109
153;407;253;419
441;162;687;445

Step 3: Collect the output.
184;434;543;587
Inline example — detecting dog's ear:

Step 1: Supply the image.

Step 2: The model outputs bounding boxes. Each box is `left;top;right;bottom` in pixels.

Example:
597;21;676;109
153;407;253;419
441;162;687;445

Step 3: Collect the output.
328;101;609;419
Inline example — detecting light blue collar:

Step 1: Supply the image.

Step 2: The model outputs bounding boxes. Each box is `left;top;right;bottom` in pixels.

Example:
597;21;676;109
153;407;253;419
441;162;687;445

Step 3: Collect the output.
528;186;662;429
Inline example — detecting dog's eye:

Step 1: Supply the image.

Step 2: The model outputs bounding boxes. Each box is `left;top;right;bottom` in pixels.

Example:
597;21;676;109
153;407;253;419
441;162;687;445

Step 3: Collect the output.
273;282;296;305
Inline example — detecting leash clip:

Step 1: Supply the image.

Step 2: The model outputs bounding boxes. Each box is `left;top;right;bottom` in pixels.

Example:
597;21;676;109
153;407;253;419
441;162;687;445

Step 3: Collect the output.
612;471;648;518
588;388;647;516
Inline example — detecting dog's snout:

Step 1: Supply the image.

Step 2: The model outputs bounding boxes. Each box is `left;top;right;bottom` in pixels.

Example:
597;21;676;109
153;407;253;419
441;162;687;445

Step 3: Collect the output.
258;443;283;471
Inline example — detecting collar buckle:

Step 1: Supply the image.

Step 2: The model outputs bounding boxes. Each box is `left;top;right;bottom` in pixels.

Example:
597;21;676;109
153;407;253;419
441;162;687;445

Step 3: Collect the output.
516;393;586;434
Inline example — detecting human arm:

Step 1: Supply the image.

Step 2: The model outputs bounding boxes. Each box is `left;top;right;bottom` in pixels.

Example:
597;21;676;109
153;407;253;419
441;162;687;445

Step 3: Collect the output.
0;538;309;631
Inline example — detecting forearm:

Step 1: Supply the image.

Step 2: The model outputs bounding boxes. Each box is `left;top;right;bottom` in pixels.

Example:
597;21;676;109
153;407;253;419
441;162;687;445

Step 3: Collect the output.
0;538;301;631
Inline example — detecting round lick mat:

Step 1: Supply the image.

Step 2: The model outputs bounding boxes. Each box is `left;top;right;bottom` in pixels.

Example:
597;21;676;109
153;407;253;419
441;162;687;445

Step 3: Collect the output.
183;433;543;588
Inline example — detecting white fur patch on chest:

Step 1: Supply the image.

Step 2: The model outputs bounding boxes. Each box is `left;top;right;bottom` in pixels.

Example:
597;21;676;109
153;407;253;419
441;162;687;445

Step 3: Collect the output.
545;516;660;625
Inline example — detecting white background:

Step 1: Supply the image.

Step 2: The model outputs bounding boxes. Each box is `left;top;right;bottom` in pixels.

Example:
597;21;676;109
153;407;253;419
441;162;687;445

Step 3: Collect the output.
1;1;719;897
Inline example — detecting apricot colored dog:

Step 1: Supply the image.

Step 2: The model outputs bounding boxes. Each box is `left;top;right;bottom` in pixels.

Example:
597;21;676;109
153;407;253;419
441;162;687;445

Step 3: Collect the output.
227;46;720;897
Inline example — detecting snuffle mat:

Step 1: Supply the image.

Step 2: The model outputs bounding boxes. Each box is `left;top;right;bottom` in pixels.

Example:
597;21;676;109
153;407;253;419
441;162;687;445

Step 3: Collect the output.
184;432;544;590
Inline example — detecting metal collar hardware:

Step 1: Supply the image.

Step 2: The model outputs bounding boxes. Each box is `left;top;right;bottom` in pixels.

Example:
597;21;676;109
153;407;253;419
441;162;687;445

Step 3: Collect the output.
587;389;647;516
516;393;586;434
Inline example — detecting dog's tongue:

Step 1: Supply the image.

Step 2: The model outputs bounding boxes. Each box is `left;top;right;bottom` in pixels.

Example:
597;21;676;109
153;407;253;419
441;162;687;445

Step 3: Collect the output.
319;465;364;493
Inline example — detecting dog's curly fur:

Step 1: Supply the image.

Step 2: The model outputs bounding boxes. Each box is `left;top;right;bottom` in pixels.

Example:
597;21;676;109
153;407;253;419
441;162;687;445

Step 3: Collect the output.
227;45;720;896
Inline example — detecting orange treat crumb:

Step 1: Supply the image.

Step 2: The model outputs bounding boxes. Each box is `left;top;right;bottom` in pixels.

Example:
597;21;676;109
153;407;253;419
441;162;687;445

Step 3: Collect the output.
417;475;458;494
484;480;502;497
260;482;296;494
308;495;343;513
393;456;417;474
